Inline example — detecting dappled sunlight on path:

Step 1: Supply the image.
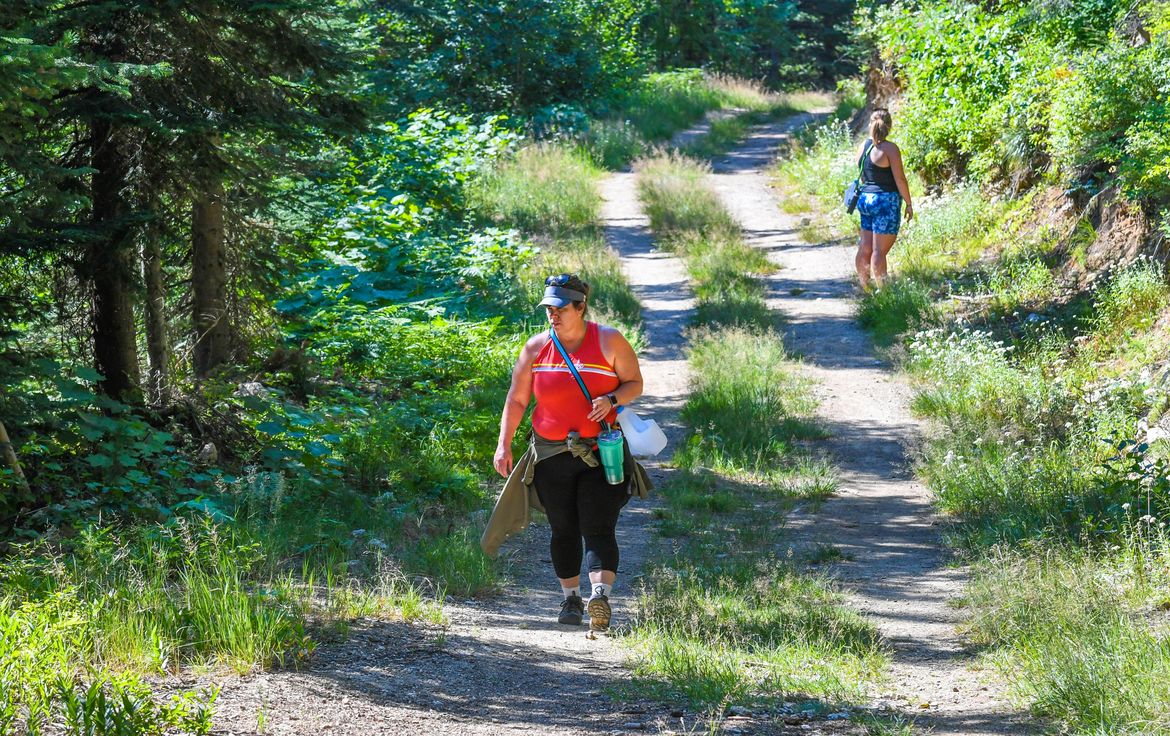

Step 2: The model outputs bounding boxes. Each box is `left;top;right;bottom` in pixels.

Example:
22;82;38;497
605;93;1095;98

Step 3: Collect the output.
706;116;1038;735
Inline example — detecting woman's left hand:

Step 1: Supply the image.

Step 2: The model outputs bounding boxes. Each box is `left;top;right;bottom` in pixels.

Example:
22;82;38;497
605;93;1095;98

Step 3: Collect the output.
588;395;614;423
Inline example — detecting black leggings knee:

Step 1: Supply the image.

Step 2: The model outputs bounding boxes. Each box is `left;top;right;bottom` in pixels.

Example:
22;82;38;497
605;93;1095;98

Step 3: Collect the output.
534;450;630;580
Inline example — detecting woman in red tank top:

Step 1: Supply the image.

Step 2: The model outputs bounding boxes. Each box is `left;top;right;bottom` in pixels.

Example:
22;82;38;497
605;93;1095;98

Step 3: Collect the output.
494;274;644;630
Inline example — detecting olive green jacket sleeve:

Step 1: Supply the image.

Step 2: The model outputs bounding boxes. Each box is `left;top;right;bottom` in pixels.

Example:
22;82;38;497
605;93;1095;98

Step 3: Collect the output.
480;445;543;558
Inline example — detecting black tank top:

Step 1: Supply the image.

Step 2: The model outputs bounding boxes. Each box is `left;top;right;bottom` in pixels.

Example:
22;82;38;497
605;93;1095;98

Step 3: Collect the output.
860;140;898;194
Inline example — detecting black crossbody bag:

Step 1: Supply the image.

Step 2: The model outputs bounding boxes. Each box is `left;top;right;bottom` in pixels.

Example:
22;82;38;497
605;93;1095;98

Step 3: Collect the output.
843;139;874;215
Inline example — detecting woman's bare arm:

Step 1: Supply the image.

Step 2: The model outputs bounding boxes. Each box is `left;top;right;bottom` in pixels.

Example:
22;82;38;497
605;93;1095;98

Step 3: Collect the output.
887;144;914;220
494;335;543;476
591;327;643;422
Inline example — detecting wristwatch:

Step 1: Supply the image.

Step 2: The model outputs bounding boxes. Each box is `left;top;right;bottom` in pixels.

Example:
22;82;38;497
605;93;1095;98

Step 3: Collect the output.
606;393;618;407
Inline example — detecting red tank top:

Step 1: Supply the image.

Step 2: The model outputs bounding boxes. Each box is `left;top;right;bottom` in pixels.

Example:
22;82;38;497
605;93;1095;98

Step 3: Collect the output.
532;322;620;440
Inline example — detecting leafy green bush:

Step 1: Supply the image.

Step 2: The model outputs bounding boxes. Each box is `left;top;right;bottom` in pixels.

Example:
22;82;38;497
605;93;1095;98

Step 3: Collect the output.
0;360;227;532
870;0;1170;206
1048;36;1170;191
1092;256;1170;337
376;0;648;113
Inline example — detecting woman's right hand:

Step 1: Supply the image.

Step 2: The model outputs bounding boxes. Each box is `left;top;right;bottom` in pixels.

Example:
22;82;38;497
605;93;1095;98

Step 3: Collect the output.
494;444;513;478
905;202;915;221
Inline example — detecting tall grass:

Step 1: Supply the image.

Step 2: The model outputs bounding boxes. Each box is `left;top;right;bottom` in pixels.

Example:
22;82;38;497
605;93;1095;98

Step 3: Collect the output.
635;153;738;238
771;119;860;241
470;137;643;339
635;153;777;329
892;185;995;280
581;71;829;169
580;119;647;170
628;558;884;706
626;328;876;710
619;70;750;143
624;132;879;715
889;200;1170;732
680;328;825;483
469;144;601;235
968;541;1170;734
0;589;218;735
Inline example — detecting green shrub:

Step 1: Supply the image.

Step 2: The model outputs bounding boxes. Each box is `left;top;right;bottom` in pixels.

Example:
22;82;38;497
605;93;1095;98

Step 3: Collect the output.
870;0;1170;206
856;278;935;345
1048;37;1170;185
1093;256;1170;337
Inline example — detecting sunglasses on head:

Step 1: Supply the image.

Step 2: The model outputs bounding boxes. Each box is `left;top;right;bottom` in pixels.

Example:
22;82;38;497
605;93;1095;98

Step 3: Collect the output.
545;274;572;287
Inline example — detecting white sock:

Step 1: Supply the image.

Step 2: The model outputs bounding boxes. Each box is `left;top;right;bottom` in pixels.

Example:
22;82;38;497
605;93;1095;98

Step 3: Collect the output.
591;583;611;599
562;585;579;599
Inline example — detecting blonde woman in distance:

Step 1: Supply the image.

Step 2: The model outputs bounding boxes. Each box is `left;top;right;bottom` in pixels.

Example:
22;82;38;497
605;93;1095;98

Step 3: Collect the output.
855;109;914;290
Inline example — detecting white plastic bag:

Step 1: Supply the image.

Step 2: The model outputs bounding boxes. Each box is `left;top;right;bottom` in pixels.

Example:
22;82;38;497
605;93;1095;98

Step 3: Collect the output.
616;406;668;457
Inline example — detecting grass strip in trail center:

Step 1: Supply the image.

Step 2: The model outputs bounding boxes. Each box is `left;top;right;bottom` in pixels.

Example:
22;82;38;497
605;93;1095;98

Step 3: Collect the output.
621;150;889;725
470;143;643;342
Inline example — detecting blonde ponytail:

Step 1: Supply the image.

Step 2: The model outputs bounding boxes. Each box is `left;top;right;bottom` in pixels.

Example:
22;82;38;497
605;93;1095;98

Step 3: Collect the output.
869;109;892;143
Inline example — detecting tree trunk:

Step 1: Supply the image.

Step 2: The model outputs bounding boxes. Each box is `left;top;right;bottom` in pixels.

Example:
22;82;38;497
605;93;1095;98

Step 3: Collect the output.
143;226;170;404
0;419;30;495
90;118;143;403
192;175;229;378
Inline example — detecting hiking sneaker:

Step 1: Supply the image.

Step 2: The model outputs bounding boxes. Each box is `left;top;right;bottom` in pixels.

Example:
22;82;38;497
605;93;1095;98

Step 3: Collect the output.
558;593;584;625
587;594;611;631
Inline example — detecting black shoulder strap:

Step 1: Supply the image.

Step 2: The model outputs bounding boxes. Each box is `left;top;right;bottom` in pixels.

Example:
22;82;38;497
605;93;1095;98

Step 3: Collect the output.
858;139;874;176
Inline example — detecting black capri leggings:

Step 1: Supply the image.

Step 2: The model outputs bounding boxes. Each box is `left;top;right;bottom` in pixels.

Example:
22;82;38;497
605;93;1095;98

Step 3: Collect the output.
533;449;631;580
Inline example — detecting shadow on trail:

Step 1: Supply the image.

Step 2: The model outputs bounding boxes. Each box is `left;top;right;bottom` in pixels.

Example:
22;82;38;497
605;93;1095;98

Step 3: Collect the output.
301;622;626;729
808;416;918;473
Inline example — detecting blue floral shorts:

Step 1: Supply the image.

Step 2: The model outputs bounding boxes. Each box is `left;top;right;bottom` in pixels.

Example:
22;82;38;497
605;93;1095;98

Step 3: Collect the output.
858;191;902;235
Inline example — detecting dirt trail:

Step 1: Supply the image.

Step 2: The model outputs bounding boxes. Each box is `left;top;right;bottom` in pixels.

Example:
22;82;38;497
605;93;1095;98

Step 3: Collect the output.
188;113;1037;736
195;145;695;736
706;117;1036;735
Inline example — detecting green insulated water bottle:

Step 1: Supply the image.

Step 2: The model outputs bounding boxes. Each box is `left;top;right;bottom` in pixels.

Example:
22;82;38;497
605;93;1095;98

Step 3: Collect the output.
597;430;625;485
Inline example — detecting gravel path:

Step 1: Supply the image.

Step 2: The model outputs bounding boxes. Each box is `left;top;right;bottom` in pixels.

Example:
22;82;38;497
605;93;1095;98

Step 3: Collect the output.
192;133;697;736
706;117;1037;735
189;114;1038;736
